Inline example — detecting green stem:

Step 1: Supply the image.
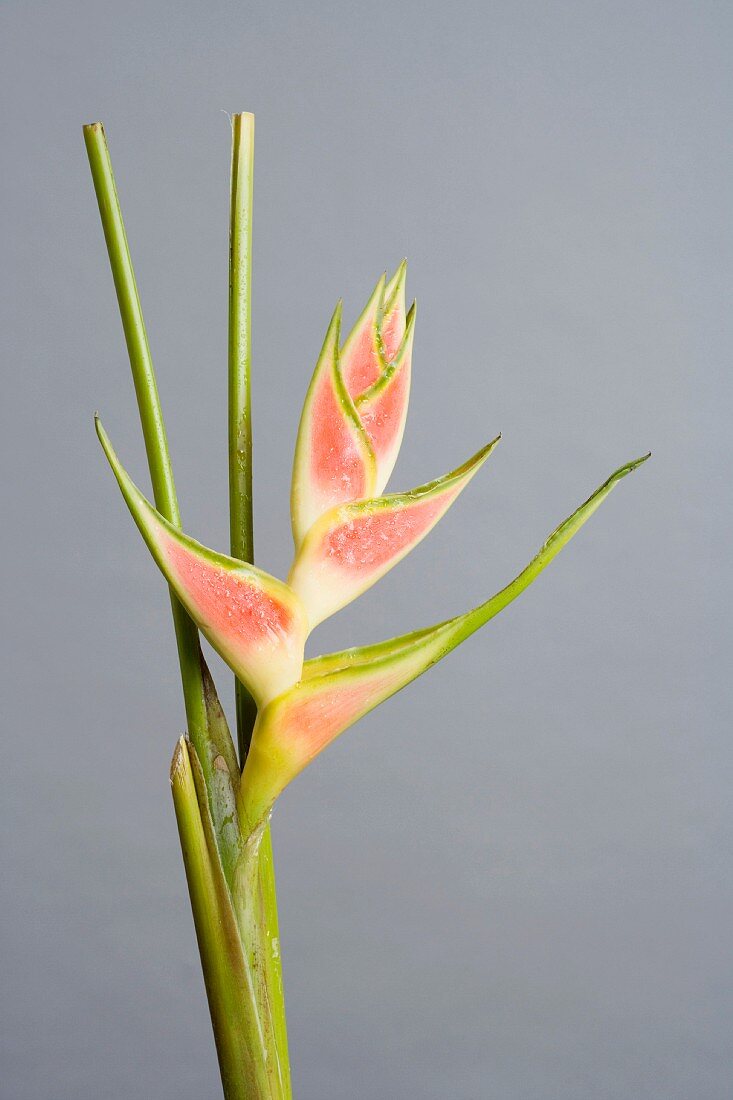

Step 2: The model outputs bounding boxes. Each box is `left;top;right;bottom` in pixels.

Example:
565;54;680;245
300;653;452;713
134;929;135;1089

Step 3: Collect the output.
228;112;292;1097
83;122;208;748
228;113;255;563
228;112;259;758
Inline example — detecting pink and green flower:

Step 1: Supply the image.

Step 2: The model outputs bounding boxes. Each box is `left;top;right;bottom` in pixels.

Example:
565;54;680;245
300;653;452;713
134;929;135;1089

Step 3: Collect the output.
97;265;648;836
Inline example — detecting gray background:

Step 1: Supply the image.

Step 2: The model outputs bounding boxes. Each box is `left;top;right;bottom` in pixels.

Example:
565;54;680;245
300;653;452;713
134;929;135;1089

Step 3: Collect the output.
1;2;730;1097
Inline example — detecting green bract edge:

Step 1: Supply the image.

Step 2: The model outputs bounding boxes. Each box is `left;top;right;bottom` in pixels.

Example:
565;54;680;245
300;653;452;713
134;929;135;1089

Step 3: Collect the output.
382;259;407;318
376;260;408;369
287;434;502;629
295;432;501;536
96;416;296;603
339;271;386;361
356;301;416;406
300;622;440;681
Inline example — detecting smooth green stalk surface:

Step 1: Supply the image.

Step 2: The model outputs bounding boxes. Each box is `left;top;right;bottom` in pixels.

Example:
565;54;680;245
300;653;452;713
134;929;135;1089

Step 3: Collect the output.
228;112;259;753
83;122;209;751
228;112;292;1097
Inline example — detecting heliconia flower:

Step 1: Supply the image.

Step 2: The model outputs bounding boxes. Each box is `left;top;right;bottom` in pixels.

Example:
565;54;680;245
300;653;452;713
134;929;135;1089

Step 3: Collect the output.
291;264;413;547
97;268;648;845
96;418;308;708
239;452;650;829
287;436;500;629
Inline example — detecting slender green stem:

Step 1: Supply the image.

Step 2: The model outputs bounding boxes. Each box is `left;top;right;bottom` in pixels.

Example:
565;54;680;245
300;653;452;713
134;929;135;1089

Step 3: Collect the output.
228;113;255;564
83;122;208;747
228;112;292;1097
228;112;259;757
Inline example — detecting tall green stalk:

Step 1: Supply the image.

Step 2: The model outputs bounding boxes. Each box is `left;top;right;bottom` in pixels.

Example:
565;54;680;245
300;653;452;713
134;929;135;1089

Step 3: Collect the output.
83;122;208;750
228;112;292;1097
228;112;259;753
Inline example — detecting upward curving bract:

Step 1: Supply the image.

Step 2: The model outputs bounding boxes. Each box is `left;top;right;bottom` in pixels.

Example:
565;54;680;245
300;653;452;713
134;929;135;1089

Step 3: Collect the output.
290;303;377;548
288;436;501;628
96;418;308;707
239;454;650;828
339;262;412;495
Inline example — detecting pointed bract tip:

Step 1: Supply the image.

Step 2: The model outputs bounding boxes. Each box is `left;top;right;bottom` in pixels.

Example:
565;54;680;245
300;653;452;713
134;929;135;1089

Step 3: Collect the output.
95;415;110;448
325;299;343;340
418;434;502;493
371;271;387;301
94;418;119;471
464;433;502;472
384;260;407;305
620;452;652;476
169;735;190;785
437;433;502;485
387;301;416;363
391;258;408;282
